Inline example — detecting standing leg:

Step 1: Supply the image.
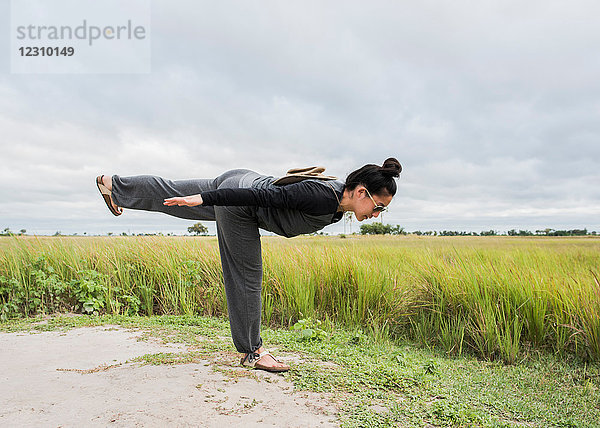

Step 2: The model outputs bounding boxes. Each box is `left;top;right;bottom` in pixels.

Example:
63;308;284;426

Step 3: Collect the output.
214;205;263;353
214;205;289;371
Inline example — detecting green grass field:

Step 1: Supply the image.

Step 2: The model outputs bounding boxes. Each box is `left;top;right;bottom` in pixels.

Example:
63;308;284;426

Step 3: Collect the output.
1;235;599;363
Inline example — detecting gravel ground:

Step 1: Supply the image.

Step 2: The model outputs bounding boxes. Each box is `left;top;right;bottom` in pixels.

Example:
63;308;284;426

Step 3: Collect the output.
0;326;338;427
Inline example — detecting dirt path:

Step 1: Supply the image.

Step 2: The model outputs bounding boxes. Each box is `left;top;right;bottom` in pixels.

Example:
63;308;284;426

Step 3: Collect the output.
0;326;338;427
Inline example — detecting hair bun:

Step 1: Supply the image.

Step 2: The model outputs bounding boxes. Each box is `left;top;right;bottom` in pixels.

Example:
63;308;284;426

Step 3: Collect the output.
380;157;402;178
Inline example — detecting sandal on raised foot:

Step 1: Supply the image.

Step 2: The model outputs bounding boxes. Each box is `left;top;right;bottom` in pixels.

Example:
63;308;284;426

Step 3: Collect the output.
96;175;122;216
240;350;290;373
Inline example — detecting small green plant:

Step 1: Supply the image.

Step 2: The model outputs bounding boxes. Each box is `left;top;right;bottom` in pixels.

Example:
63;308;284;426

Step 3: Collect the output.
28;257;69;315
0;275;22;321
110;286;142;316
348;329;368;345
423;359;436;374
291;317;328;341
71;270;107;315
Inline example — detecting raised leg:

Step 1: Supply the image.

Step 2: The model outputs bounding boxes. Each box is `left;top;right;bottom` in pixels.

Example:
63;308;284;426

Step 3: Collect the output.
110;175;217;221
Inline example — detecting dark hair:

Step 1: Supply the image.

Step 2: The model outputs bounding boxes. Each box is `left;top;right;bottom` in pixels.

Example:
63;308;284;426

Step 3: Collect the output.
345;157;402;196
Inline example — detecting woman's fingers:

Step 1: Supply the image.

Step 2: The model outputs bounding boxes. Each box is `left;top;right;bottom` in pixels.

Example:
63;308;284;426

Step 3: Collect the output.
163;195;203;207
163;197;186;206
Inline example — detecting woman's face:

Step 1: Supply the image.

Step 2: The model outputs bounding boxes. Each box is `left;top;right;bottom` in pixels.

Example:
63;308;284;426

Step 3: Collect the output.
351;186;393;221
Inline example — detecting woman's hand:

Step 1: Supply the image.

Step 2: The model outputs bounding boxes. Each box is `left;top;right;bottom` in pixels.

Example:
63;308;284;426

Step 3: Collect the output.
163;194;203;207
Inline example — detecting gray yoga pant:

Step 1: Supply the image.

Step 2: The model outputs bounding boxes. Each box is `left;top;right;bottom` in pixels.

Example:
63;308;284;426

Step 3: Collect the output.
111;169;264;354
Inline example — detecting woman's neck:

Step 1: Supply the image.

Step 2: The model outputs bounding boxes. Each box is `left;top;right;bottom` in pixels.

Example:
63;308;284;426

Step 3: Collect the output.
338;189;353;212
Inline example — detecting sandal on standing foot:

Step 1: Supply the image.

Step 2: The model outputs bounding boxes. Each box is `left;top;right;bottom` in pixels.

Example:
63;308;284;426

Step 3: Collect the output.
96;175;123;216
240;350;290;373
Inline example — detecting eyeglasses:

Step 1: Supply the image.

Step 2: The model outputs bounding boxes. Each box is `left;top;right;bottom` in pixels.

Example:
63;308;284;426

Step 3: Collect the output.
364;188;387;213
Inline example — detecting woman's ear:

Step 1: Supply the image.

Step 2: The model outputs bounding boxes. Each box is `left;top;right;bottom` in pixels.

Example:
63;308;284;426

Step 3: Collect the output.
355;185;366;198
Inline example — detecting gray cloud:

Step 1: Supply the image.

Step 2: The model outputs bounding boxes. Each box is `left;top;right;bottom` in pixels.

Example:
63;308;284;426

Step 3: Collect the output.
1;0;599;235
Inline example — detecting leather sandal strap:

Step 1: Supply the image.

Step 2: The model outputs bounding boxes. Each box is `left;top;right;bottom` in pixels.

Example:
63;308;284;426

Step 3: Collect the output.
241;350;289;372
98;183;111;196
241;352;260;367
96;176;111;195
241;350;279;367
257;351;283;364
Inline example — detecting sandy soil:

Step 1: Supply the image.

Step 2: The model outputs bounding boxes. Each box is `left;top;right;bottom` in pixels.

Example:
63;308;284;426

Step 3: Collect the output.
0;326;338;427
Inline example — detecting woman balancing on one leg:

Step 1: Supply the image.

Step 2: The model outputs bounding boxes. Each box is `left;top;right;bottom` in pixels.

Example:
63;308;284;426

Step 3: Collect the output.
96;158;402;372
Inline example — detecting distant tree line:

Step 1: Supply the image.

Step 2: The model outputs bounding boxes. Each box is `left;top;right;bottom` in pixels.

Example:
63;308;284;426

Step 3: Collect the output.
359;223;406;235
409;230;493;236
1;228;26;236
3;224;597;237
526;228;592;236
402;229;499;236
360;224;598;236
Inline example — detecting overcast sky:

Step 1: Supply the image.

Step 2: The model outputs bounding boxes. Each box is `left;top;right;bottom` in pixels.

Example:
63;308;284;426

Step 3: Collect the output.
1;0;599;236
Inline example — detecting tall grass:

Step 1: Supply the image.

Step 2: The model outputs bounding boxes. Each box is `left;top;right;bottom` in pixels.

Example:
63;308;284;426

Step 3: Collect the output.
1;235;599;363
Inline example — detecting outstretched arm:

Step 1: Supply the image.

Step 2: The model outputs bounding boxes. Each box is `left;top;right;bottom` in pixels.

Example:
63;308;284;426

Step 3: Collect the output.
199;182;339;215
163;181;341;215
163;194;203;207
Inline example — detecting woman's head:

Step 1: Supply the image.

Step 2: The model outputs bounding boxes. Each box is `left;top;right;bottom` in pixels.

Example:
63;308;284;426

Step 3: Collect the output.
345;157;402;196
342;158;402;221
